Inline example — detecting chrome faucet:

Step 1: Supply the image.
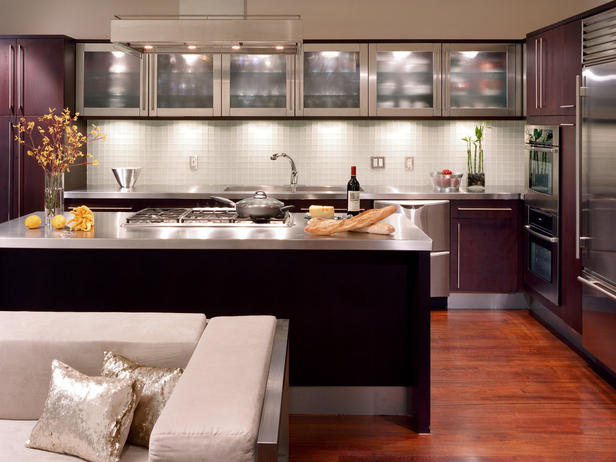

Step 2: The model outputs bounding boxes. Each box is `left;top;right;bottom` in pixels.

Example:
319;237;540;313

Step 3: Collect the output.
270;153;298;191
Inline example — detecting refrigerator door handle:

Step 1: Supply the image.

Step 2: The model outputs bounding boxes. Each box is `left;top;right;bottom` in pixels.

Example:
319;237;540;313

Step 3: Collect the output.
575;74;588;259
578;276;616;302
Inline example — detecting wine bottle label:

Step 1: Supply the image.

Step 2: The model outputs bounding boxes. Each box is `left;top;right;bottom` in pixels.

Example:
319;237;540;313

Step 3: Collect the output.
348;191;360;211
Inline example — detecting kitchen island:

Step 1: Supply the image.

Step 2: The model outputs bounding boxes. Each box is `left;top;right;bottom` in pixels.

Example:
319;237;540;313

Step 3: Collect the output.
0;212;432;432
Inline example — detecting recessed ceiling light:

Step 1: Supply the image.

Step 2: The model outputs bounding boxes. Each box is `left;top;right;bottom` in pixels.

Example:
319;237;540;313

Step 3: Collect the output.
144;45;153;50
187;45;197;50
276;45;284;50
232;45;241;50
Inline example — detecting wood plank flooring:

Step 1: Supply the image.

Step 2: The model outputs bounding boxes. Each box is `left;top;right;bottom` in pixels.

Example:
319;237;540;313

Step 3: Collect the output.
289;310;616;461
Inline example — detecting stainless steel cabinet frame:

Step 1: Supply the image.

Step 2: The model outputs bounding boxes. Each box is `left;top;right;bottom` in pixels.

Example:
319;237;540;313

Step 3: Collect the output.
442;43;522;117
149;54;222;117
297;43;369;116
369;43;442;117
222;54;295;116
76;43;148;117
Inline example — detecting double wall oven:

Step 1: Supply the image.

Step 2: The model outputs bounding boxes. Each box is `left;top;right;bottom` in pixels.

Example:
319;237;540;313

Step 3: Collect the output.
523;125;560;306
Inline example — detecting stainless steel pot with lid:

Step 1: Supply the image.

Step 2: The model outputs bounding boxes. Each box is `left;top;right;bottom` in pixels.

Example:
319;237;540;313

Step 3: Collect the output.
211;191;294;220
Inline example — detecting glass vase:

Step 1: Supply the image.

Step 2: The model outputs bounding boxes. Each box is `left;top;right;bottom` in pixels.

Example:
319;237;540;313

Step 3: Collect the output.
467;172;485;192
44;172;64;228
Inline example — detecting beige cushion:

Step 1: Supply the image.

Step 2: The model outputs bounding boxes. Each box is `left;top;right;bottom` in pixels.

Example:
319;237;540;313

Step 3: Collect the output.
0;311;206;419
0;419;148;462
149;315;276;462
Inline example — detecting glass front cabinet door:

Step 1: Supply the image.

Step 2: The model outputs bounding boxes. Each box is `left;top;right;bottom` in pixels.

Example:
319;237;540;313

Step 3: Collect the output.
442;43;522;117
369;43;441;116
298;44;369;116
222;54;294;116
149;53;221;116
76;44;147;116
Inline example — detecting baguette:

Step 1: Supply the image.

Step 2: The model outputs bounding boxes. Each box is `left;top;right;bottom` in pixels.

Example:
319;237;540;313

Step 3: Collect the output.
304;205;396;235
351;221;395;235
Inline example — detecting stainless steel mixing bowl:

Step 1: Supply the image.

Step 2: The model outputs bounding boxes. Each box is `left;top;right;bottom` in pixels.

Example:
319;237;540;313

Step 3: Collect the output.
112;167;141;190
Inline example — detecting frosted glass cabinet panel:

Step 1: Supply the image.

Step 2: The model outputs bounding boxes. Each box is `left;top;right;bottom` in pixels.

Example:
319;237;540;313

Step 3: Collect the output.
222;54;294;116
298;44;368;116
443;43;522;116
369;43;441;116
150;54;221;116
76;44;147;116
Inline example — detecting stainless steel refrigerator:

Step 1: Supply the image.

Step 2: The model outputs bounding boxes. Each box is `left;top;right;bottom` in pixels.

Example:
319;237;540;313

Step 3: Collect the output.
578;8;616;373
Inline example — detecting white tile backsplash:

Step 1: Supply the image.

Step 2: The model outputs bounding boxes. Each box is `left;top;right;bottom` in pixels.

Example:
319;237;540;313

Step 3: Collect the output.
87;119;526;187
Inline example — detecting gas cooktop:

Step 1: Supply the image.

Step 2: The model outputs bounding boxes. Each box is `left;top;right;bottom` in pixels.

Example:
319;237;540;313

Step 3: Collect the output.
124;208;294;228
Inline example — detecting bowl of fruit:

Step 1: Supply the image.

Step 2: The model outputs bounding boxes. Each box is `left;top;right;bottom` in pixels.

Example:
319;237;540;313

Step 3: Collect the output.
430;169;464;192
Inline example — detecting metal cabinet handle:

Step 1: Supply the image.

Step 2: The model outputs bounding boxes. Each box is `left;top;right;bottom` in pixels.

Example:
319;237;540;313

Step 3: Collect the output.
523;225;558;243
457;207;512;211
16;130;21;216
560;104;575;108
539;37;543;109
534;39;538;109
148;55;157;114
17;44;23;112
8;44;14;113
457;222;461;289
86;206;133;211
141;55;147;112
578;275;616;302
524;146;558;153
7;121;12;220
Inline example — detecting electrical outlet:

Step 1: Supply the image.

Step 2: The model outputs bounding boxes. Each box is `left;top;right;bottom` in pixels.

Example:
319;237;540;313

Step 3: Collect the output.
405;156;414;171
189;155;198;170
371;156;386;169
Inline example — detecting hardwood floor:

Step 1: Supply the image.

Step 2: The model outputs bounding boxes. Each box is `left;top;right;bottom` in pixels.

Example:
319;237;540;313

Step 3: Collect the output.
289;310;616;461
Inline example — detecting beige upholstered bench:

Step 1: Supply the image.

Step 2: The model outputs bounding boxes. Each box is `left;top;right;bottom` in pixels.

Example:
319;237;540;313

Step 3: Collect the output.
0;311;289;462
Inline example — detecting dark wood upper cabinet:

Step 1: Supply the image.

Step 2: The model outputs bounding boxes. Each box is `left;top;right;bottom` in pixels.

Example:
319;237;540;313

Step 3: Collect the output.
0;36;75;220
527;20;582;118
451;200;521;293
19;38;74;116
0;40;16;117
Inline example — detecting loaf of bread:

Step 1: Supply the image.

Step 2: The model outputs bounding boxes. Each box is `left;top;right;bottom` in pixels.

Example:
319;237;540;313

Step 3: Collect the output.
351;221;395;235
304;205;396;235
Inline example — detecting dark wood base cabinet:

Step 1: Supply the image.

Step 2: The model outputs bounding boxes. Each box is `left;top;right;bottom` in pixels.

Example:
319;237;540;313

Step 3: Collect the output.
450;200;521;293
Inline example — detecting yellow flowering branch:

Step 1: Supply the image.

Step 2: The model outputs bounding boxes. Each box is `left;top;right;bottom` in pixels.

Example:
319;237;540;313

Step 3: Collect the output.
13;108;105;175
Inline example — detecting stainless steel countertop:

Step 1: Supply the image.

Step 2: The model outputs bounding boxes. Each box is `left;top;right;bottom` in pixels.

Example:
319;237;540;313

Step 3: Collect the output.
0;212;432;251
64;184;523;201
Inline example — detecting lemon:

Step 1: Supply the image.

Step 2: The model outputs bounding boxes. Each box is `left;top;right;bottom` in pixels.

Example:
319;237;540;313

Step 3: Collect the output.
52;214;66;229
24;215;41;229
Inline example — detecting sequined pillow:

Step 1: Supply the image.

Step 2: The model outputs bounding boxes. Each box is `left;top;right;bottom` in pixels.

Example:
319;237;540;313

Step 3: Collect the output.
101;351;183;448
26;359;142;462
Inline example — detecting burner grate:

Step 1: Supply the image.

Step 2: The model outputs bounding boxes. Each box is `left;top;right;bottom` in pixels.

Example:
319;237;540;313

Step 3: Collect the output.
125;207;294;228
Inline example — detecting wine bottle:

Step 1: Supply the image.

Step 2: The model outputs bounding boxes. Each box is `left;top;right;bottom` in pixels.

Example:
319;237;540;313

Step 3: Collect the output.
347;166;361;216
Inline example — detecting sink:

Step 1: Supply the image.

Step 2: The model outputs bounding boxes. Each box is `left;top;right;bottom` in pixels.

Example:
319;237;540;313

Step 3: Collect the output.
224;185;359;193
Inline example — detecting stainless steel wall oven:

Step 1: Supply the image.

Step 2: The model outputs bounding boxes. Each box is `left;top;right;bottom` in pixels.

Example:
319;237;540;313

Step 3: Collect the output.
524;124;560;306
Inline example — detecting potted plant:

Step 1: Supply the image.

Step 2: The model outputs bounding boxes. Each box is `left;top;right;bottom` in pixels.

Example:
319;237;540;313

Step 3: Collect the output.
463;122;490;192
14;108;104;228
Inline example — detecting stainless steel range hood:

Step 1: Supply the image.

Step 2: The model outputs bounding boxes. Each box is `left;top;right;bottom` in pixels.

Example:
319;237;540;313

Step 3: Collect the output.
110;15;303;55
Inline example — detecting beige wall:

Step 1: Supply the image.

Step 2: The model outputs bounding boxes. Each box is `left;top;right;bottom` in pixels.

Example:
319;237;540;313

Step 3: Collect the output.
0;0;609;39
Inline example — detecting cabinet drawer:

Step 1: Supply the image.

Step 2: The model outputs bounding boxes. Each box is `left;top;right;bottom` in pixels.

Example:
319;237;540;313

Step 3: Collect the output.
452;200;517;219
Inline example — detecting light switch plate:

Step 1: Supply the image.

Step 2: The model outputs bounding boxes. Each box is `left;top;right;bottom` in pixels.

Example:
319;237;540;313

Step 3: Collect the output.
405;156;414;171
371;156;385;169
189;155;198;170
